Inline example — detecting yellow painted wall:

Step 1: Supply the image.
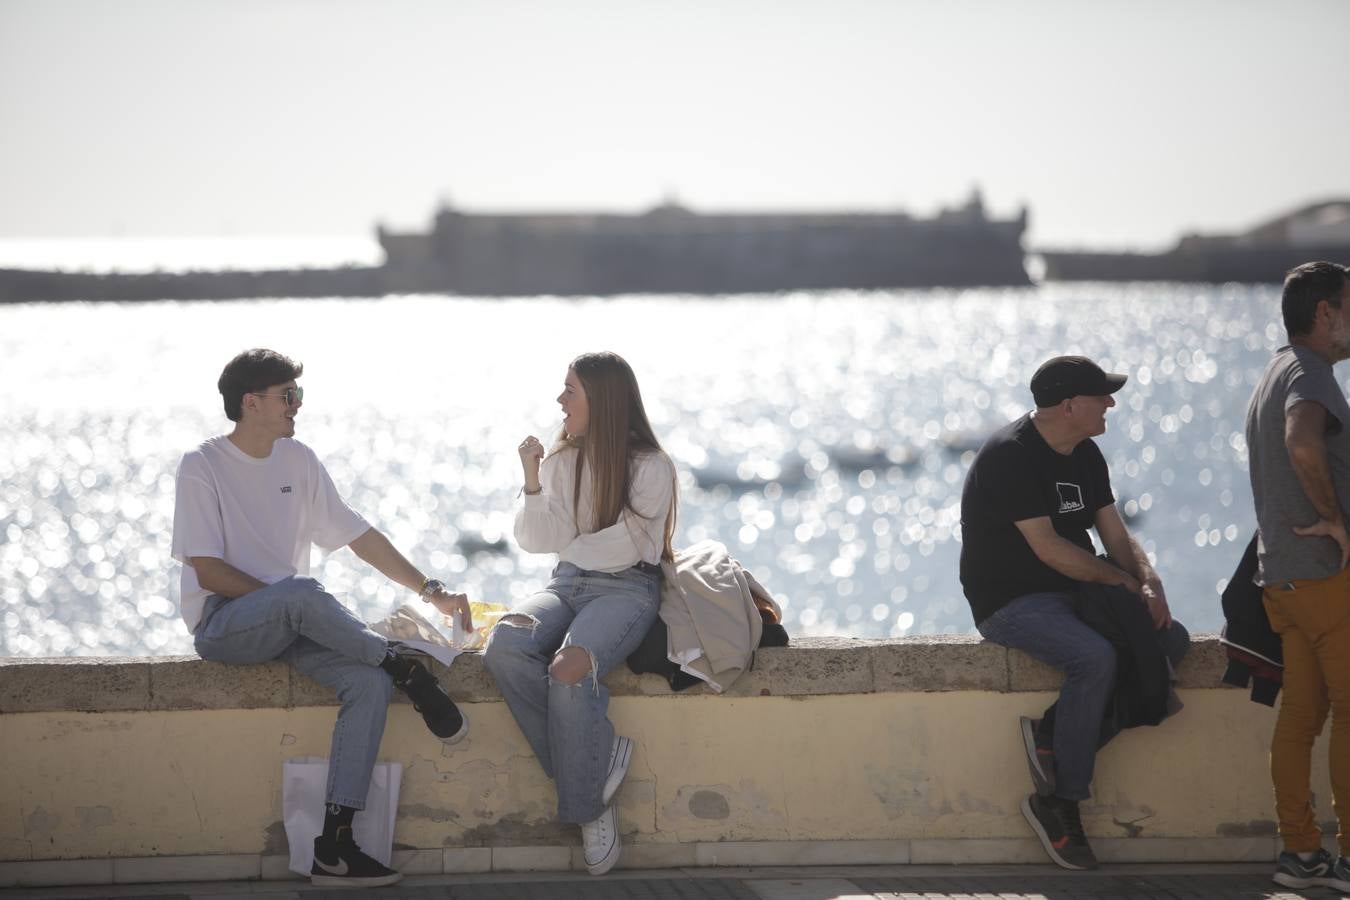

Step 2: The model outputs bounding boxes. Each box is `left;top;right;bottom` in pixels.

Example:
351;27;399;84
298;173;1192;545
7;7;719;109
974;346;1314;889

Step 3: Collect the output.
0;688;1324;862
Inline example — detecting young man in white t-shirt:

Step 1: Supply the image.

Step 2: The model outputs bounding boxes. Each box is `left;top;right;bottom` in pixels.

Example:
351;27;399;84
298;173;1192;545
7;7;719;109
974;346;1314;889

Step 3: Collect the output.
171;348;472;889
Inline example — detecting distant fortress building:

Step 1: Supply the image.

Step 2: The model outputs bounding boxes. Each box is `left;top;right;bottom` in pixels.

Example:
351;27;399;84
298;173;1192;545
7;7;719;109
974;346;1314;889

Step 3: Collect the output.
377;190;1031;295
1040;199;1350;283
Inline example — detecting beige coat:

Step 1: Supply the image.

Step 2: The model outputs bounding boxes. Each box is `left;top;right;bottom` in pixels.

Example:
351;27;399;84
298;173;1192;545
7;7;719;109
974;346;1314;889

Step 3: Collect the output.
659;539;781;692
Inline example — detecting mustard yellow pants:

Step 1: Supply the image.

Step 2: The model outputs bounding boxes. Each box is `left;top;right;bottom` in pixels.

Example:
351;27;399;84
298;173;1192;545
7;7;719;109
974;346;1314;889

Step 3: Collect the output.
1265;565;1350;854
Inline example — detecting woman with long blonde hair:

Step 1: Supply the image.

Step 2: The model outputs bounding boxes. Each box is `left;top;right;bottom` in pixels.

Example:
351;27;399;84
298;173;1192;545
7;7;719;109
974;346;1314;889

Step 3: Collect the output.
484;351;676;876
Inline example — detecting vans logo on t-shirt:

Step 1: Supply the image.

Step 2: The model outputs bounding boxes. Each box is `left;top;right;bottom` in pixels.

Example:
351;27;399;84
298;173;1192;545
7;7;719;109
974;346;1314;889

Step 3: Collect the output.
1055;482;1084;513
280;485;293;493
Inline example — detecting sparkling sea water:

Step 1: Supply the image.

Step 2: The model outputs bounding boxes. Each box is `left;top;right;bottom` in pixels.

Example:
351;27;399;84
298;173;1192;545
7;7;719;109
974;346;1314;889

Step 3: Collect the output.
0;261;1293;657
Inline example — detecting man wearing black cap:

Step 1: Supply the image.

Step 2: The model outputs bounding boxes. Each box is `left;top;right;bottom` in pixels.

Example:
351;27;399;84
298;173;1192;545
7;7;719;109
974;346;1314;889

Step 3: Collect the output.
959;355;1182;871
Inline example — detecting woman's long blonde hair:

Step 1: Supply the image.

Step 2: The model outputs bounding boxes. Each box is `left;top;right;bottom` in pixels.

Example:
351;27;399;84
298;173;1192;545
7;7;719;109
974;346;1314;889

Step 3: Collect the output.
550;351;676;562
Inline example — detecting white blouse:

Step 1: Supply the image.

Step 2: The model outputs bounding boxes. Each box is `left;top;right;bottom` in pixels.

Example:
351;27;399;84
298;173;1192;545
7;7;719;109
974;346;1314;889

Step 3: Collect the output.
514;446;676;572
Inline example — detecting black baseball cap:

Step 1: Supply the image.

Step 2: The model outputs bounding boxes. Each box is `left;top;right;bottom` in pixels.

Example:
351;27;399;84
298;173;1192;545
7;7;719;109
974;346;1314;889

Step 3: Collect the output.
1030;356;1127;407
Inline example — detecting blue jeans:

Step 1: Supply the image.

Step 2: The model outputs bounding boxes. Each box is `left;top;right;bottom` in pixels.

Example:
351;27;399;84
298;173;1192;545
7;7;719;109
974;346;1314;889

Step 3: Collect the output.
978;591;1189;802
194;575;391;809
483;562;661;824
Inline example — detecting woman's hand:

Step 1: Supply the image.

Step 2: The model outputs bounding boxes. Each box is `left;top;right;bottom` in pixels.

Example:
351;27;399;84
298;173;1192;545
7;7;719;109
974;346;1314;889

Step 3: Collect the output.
518;435;544;493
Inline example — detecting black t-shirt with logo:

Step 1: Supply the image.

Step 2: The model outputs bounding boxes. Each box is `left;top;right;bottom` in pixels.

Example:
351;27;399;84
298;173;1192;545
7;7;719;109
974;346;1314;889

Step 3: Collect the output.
959;412;1114;625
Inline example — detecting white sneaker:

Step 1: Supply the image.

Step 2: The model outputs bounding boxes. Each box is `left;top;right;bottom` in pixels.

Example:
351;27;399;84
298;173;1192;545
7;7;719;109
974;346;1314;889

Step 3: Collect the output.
581;804;620;875
602;735;634;806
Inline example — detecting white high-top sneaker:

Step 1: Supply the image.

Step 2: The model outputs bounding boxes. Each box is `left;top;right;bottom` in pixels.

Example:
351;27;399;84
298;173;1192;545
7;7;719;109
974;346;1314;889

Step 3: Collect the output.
602;735;634;806
581;804;620;875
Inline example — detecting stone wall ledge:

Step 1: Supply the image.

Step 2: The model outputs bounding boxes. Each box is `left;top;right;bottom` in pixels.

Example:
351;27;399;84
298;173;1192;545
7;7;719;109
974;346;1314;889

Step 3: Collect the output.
0;633;1232;714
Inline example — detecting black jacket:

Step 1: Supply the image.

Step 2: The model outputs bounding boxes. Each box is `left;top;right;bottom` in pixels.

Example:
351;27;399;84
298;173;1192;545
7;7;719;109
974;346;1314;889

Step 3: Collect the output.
1219;533;1283;706
1076;581;1175;732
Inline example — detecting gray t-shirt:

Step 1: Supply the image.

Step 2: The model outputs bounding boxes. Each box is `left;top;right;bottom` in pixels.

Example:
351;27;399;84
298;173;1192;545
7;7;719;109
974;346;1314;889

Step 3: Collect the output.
1245;344;1350;585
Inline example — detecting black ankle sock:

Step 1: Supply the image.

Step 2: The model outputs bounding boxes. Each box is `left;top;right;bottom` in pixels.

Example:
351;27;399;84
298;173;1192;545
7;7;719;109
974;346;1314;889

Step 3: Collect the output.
322;803;356;841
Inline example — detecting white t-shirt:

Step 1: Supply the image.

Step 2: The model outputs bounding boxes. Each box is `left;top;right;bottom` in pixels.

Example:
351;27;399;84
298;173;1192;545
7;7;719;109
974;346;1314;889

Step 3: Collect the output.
171;435;370;632
514;446;675;572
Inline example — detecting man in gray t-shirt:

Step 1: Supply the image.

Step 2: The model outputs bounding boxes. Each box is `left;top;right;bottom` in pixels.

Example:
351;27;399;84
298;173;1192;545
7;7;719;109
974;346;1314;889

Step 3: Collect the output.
1244;261;1350;891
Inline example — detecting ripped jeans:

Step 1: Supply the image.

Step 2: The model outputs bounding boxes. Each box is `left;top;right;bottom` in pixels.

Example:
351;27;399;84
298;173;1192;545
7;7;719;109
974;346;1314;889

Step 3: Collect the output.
483;561;660;823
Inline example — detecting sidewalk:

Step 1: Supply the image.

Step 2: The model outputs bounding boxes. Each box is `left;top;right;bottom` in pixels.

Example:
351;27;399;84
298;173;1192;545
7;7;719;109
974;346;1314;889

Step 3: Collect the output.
3;863;1323;900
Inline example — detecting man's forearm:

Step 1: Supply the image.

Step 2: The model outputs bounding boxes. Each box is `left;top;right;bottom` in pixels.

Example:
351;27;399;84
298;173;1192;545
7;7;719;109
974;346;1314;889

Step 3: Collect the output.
348;527;424;593
189;557;267;599
1289;436;1344;524
1033;535;1140;591
1103;532;1158;586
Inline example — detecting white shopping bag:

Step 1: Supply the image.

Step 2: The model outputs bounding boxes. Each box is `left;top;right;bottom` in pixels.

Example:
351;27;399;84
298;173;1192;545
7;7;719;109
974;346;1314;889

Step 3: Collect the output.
282;756;403;876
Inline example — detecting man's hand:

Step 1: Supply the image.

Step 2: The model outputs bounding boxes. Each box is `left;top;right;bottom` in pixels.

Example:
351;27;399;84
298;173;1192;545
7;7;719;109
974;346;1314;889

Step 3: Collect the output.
1139;578;1172;629
1114;570;1142;597
1293;517;1350;569
427;586;473;633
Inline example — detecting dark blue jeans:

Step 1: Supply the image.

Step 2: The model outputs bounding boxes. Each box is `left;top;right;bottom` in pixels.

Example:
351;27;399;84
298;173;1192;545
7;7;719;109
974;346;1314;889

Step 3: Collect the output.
978;591;1189;802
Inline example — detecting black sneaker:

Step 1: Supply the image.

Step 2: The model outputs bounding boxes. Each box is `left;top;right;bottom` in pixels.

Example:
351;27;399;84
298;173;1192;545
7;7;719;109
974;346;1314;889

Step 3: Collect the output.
392;655;469;743
1328;855;1350;892
1020;716;1055;796
311;826;402;887
1021;792;1098;870
1273;846;1334;889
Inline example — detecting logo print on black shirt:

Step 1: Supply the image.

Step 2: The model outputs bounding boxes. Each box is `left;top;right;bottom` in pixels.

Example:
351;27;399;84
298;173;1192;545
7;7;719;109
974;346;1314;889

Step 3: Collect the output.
1056;482;1084;513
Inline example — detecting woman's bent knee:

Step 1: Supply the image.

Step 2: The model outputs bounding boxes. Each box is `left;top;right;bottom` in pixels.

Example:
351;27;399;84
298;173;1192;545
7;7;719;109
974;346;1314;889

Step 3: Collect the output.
548;646;594;686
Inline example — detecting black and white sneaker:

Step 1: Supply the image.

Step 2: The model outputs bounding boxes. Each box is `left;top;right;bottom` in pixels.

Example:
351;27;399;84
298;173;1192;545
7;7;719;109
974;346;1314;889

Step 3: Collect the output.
1019;716;1055;796
311;826;402;887
1328;855;1350;892
391;655;469;744
1273;847;1334;889
1021;792;1098;871
601;735;634;806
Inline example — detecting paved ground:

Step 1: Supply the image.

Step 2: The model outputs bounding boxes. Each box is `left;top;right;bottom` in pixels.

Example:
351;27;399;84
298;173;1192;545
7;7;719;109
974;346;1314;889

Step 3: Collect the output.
4;863;1340;900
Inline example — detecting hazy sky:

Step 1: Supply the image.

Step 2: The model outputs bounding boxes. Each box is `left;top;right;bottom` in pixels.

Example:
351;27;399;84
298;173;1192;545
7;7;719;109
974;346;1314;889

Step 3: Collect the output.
2;0;1348;250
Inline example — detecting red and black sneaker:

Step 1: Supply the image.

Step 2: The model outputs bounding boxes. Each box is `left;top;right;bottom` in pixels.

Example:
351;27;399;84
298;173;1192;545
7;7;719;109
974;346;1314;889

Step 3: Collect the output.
1021;792;1098;870
311;826;403;887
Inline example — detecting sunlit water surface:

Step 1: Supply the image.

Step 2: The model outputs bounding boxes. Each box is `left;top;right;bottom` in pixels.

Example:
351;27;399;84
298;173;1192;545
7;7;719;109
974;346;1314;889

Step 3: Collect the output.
0;283;1291;657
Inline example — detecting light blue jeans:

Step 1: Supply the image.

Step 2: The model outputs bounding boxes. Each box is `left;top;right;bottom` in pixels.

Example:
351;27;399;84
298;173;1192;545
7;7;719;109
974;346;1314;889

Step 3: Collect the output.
193;575;391;809
483;562;661;824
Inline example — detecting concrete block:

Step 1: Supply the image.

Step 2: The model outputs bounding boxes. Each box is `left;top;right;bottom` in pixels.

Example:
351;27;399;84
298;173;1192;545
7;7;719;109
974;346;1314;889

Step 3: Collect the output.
113;852;259;883
149;657;289;710
1175;638;1230;689
0;657;149;713
612;841;699;869
909;837;1047;864
0;857;114;887
1007;650;1064;692
443;847;493;873
434;650;500;702
872;636;1008;692
289;669;338;707
1093;836;1277;863
727;638;876;697
391;847;442;874
492;845;573;872
692;841;819;867
260;854;303;880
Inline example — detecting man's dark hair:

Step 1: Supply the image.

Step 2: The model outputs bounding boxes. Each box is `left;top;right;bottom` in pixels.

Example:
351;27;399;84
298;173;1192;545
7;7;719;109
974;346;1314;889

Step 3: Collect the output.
1283;261;1350;337
217;349;303;422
